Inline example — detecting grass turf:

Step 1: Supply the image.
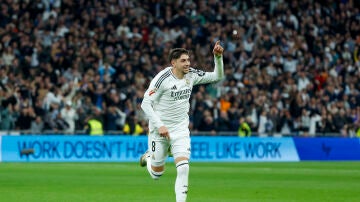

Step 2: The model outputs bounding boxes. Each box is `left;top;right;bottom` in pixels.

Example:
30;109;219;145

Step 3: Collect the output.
0;162;359;202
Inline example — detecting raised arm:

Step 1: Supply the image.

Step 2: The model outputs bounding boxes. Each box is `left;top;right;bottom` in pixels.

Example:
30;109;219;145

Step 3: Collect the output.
192;40;225;85
212;40;225;81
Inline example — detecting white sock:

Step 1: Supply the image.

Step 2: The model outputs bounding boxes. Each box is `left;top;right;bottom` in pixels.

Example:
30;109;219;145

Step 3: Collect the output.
147;156;163;180
175;160;189;202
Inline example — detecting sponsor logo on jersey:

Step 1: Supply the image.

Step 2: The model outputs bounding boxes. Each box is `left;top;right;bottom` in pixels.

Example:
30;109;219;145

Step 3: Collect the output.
171;88;191;101
171;85;177;90
149;88;157;96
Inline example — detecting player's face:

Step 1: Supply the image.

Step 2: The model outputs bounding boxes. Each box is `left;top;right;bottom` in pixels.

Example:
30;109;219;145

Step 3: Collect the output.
173;54;190;74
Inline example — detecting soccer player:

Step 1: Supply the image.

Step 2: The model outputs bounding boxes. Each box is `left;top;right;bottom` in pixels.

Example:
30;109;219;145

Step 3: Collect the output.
140;41;224;202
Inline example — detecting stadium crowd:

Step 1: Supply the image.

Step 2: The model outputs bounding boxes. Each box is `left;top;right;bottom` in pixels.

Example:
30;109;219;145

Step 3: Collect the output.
0;0;360;137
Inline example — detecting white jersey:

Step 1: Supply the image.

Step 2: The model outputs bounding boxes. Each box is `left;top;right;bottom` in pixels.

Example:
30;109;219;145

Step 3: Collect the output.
141;56;224;138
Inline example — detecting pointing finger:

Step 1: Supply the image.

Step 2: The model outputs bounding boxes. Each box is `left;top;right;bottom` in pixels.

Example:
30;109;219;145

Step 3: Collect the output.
215;40;220;46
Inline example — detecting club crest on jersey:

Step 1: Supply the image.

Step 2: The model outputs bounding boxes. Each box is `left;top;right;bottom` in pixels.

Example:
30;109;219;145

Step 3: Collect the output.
185;79;190;86
149;88;157;96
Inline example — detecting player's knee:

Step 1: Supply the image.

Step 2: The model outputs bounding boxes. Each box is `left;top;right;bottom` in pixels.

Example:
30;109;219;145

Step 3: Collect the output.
176;160;189;177
151;165;164;172
150;169;164;180
149;165;165;180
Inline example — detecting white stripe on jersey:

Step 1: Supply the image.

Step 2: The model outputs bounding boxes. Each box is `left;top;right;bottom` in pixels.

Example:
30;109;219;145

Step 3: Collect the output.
155;70;171;89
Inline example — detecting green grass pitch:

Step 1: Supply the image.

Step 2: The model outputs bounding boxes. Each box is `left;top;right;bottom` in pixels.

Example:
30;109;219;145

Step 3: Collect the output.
0;162;359;202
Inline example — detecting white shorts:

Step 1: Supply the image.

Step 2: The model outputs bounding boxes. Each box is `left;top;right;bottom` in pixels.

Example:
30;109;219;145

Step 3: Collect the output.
148;132;191;167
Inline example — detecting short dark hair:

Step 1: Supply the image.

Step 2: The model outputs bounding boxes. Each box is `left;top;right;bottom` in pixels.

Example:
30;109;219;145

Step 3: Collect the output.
168;48;189;63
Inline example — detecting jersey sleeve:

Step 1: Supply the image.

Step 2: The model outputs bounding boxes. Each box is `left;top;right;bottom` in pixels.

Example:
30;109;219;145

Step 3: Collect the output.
192;55;224;85
141;71;167;128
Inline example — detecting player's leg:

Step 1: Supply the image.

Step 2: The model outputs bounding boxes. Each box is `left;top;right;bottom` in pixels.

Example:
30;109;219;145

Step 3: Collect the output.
143;133;169;180
171;136;191;202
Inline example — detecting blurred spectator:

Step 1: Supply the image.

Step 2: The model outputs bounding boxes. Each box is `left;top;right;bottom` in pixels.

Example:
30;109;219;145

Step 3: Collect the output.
216;111;231;132
98;59;116;83
52;112;70;133
123;114;144;136
84;107;104;136
15;106;36;131
317;113;337;135
299;109;311;136
85;117;104;136
30;116;44;134
198;110;217;135
104;105;122;132
2;46;15;66
60;100;78;134
0;104;16;131
309;112;322;137
257;110;268;136
279;109;294;135
238;117;252;137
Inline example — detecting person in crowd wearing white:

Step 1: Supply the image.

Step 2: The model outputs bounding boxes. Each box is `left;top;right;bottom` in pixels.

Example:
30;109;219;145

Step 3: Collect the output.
60;100;78;134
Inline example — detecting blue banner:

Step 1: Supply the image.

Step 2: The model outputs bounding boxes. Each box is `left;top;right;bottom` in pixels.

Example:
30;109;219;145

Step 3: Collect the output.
1;135;148;162
293;137;360;160
0;136;300;162
190;136;299;162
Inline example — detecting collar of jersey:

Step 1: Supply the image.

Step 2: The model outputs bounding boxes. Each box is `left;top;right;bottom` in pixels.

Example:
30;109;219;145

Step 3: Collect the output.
170;67;182;80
